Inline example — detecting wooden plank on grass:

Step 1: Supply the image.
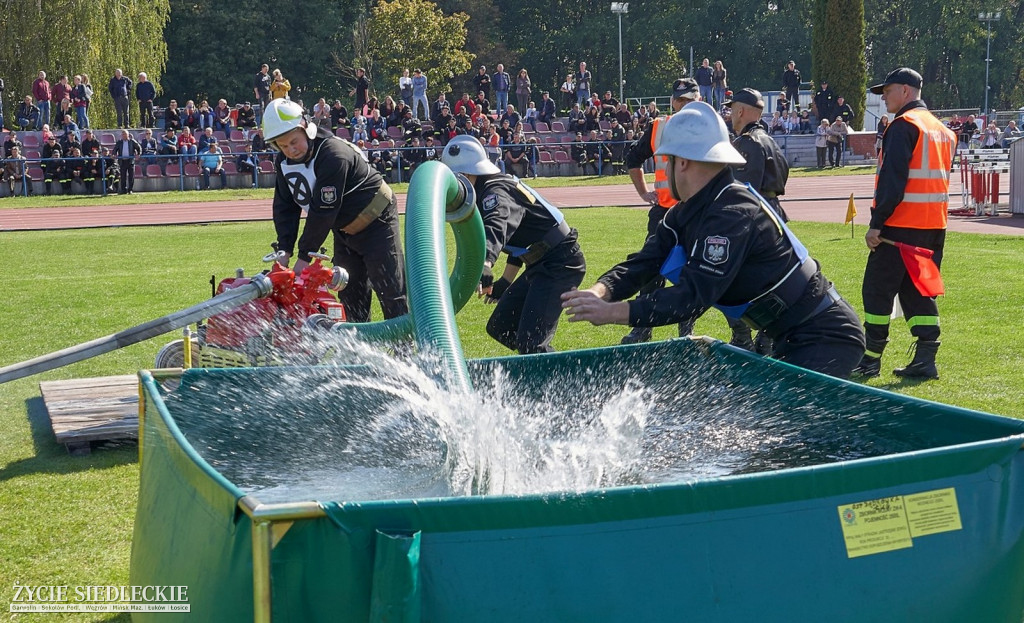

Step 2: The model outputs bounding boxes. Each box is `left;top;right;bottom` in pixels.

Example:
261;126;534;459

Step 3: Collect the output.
39;375;139;454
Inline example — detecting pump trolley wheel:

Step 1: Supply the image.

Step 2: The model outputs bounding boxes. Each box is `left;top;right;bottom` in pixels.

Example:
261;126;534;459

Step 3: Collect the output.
154;338;201;369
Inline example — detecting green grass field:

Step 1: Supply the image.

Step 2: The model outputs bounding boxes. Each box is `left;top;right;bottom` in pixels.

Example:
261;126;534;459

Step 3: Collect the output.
0;208;1022;621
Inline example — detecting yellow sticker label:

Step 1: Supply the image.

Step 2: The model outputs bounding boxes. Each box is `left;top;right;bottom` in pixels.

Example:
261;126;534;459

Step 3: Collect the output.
905;488;962;537
838;488;963;558
838;496;913;558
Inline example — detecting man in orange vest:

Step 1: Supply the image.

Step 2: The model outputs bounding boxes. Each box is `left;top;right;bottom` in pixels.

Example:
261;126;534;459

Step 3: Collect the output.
854;67;955;380
619;78;700;344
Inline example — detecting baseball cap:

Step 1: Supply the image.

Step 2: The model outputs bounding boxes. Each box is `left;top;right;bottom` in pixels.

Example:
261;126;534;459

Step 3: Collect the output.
724;88;765;109
672;78;699;99
869;67;923;94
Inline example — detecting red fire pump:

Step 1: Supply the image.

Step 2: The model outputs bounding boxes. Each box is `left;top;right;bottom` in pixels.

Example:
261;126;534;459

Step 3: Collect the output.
154;245;349;369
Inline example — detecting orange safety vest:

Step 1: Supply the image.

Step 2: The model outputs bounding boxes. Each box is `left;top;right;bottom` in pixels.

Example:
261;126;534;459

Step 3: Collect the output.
650;117;675;208
875;109;956;229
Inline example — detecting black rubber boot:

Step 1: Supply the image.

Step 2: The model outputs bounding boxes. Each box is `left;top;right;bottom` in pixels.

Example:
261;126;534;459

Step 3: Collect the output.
677;321;694;338
620;326;652;345
893;340;940;380
852;354;881;378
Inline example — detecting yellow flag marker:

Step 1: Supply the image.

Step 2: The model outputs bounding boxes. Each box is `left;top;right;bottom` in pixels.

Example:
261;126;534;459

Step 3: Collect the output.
844;193;857;225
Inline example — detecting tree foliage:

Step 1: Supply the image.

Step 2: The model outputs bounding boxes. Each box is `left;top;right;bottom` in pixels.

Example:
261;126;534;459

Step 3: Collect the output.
161;0;365;109
812;0;867;128
0;0;169;129
365;0;474;98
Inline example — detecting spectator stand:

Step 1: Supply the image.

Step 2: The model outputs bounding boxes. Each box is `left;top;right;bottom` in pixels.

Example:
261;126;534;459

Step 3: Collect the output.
957;148;1010;216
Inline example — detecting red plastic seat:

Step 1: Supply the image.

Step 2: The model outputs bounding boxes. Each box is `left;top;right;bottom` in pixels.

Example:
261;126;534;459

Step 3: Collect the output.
222;161;238;174
134;165;144;178
229;130;246;142
183;163;201;176
99;133;116;146
534;122;550;133
27;166;44;181
538;150;554;163
21;134;41;148
550;121;566;133
335;127;351;140
145;164;163;177
258;160;275;173
553;150;572;164
165;163;181;176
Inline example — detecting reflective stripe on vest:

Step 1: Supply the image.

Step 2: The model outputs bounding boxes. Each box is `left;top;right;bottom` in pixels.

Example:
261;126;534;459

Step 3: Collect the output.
650;117;675;208
876;109;956;229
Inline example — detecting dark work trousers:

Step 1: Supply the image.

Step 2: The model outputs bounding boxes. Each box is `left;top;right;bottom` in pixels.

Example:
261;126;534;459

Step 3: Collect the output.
118;158;135;192
637;203;668;297
331;202;409;323
786;87;800;110
486;237;586;354
827;140;842;166
114;96;130;128
139;100;155;128
772;298;866;378
861;227;944;348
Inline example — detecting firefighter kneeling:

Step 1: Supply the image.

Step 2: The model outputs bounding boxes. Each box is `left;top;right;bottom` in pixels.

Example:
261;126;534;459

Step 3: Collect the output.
561;102;866;378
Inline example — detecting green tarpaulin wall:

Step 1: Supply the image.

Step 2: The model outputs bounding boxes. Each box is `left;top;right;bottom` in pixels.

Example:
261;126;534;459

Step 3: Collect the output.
130;339;1024;622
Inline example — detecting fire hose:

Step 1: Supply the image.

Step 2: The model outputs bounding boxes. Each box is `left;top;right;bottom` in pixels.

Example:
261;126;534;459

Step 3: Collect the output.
0;274;274;385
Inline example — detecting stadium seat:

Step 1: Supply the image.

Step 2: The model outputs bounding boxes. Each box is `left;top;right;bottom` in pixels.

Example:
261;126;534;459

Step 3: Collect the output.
553;150;572;164
538;150;554;164
229;130;246;142
99;133;116;147
534;122;550;133
213;131;227;142
550;121;566;133
145;164;163;177
135;165;144;178
165;163;181;177
222;162;237;174
335;128;351;140
183;163;200;177
259;160;275;173
21;134;41;148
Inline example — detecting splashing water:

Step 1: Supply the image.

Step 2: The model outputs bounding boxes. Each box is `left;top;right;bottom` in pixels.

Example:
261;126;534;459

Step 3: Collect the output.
169;333;925;505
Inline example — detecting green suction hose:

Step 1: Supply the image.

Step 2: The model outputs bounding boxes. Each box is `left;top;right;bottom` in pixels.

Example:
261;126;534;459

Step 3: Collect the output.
334;163;484;391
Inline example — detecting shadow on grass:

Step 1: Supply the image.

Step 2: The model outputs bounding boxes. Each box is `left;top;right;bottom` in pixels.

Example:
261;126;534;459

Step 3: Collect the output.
0;396;136;483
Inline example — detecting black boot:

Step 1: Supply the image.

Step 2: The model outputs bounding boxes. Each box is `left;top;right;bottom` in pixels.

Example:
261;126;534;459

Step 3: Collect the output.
678;320;694;338
894;340;940;380
621;326;652;345
727;318;754;351
852;354;881;378
853;337;888;378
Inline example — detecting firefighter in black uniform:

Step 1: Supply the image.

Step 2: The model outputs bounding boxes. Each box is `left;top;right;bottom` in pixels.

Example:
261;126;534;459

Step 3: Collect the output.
263;98;408;323
724;87;792;352
441;134;586;354
725;88;790;222
562;102;865;378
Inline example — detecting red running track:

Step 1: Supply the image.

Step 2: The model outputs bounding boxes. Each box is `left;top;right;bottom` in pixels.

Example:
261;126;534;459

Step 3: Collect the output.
1;174;1021;235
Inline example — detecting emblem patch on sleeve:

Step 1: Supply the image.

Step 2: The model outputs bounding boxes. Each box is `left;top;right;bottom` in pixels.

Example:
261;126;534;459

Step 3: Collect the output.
320;185;338;205
481;193;499;212
703;235;730;265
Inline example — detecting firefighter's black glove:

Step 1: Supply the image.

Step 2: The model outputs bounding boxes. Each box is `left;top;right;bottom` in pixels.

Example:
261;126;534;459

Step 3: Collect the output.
484;277;511;304
479;264;494;291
